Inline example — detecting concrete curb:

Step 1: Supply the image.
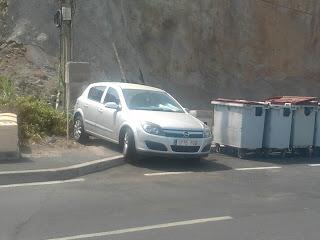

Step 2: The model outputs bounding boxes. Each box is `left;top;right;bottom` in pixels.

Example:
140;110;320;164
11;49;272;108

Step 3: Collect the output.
0;155;124;185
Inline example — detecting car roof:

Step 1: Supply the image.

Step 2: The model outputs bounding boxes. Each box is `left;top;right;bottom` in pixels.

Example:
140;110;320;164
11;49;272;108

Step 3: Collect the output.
89;82;164;92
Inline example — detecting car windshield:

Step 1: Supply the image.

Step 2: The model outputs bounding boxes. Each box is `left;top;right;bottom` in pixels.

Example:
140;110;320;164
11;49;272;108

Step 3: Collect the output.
122;89;184;113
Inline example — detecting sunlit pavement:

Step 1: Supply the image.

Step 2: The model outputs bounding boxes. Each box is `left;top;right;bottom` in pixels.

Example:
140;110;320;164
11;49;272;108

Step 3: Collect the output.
1;154;320;240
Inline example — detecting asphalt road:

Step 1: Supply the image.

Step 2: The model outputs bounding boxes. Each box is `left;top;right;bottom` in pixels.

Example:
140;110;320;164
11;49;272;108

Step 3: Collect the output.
1;154;320;240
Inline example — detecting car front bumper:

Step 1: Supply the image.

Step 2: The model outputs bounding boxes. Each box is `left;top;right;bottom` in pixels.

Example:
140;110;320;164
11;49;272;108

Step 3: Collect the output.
135;130;212;157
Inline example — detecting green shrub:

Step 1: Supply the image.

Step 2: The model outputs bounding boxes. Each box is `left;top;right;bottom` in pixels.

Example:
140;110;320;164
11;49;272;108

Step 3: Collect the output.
0;76;68;142
0;75;15;99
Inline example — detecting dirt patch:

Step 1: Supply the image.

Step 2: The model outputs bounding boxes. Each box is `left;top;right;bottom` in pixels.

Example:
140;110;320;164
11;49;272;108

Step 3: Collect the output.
22;136;120;159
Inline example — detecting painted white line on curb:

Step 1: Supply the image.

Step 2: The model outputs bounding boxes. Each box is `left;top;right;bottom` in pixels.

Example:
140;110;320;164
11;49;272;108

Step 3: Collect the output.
144;171;192;176
0;155;123;175
46;216;233;240
308;164;320;167
235;166;282;171
0;178;85;189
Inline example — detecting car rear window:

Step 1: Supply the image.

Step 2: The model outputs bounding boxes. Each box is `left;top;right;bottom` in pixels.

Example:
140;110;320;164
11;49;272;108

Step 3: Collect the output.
88;86;106;102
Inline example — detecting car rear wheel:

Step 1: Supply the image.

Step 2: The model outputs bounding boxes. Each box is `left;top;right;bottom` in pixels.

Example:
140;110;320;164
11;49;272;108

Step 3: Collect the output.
123;129;138;163
73;116;89;144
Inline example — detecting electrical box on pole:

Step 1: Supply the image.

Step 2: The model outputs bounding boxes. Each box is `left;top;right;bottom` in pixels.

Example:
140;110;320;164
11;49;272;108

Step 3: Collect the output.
62;7;72;21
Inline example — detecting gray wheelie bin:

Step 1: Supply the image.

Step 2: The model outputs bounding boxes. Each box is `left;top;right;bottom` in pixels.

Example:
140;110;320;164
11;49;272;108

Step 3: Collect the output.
211;99;267;158
266;96;317;156
263;102;293;156
314;103;320;153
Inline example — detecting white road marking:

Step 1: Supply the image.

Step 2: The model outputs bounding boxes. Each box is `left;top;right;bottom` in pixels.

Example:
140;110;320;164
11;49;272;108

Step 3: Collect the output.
308;164;320;167
144;171;192;176
46;216;233;240
0;178;85;189
235;166;282;171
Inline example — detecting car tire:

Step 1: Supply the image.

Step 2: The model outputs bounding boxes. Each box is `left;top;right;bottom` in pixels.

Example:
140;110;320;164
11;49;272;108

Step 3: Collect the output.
73;115;89;144
123;128;138;163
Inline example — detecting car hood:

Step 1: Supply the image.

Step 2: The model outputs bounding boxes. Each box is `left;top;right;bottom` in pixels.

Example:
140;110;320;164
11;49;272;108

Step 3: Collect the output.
129;110;204;130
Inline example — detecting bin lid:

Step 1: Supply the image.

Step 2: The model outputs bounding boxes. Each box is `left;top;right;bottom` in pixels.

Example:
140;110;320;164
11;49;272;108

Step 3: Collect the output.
211;98;265;106
265;96;318;105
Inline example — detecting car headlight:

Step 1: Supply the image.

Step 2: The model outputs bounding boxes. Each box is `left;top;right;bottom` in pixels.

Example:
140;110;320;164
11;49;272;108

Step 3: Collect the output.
141;122;165;136
203;125;212;138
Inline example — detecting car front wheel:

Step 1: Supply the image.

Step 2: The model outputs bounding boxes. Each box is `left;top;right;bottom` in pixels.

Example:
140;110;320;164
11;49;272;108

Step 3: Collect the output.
123;129;137;163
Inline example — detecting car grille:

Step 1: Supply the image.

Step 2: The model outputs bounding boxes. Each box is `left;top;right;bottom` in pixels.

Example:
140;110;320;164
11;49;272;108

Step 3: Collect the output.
163;129;203;138
171;146;200;153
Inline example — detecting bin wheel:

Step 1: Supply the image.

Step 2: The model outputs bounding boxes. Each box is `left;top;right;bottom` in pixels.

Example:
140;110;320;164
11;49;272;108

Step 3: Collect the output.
261;149;269;158
290;148;296;156
237;149;246;159
256;149;264;158
230;147;237;156
314;147;320;157
308;147;313;158
298;148;313;158
228;147;237;156
215;144;221;153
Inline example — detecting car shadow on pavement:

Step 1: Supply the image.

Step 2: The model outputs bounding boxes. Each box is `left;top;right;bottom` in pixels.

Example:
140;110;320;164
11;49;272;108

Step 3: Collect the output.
84;138;231;172
84;137;121;153
132;156;232;173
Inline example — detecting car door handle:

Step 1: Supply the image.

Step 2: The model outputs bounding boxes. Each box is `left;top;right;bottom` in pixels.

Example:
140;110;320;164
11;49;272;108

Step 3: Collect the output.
84;104;89;108
97;108;104;112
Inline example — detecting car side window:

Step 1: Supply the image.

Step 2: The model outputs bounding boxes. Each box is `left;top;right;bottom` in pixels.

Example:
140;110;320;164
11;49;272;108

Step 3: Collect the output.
103;87;120;104
88;86;106;102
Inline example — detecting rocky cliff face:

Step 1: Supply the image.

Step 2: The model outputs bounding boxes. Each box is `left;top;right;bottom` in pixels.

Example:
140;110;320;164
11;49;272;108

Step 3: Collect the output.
2;0;320;108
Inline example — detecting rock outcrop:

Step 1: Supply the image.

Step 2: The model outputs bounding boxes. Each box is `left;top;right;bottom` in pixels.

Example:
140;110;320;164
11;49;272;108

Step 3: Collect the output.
2;0;320;108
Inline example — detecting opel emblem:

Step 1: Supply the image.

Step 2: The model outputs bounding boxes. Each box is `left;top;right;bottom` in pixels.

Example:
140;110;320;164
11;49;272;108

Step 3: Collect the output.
183;131;190;138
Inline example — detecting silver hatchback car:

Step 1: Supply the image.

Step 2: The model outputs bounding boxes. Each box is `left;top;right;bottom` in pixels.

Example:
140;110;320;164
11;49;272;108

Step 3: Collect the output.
73;82;212;162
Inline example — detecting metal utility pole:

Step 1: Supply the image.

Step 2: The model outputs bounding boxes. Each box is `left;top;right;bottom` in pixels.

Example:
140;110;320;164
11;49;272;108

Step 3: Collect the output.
61;0;72;107
62;0;73;144
55;0;73;143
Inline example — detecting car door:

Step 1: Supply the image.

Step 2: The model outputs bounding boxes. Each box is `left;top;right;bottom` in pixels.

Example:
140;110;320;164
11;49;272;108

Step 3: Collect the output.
83;85;106;132
95;87;121;141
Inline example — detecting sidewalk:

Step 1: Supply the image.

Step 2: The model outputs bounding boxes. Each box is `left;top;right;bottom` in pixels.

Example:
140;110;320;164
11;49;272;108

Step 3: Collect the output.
0;138;124;185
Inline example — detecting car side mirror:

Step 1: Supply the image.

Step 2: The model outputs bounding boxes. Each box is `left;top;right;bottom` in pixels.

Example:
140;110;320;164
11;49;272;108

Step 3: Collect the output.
184;108;190;113
105;102;121;110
